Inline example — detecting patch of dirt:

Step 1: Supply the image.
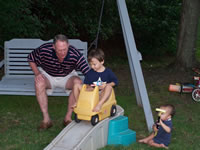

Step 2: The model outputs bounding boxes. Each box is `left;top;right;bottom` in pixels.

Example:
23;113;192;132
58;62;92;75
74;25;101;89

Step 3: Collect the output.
143;66;194;86
114;62;195;96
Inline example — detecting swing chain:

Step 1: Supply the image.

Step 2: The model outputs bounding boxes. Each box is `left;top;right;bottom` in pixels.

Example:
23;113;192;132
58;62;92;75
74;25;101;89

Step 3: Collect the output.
89;0;105;50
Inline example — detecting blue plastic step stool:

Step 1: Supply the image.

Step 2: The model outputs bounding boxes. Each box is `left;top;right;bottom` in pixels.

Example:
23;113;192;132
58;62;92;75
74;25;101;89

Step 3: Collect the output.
107;116;136;146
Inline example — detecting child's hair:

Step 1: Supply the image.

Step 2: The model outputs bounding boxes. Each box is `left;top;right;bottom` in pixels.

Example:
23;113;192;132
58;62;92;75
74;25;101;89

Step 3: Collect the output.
88;48;105;63
163;104;176;118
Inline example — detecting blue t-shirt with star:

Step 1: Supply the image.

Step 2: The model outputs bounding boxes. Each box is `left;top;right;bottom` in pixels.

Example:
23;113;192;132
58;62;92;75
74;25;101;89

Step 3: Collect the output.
84;68;118;86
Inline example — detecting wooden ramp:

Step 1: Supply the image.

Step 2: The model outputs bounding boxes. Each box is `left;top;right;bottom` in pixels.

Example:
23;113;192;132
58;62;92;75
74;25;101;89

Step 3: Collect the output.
44;105;124;150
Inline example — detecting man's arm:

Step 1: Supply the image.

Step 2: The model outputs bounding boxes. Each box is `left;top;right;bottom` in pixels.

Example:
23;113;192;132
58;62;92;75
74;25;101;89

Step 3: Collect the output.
29;62;46;83
75;52;90;75
29;62;40;76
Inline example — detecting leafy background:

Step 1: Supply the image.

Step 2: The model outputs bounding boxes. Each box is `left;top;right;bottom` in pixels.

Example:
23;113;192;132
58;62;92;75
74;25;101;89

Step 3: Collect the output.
0;0;181;57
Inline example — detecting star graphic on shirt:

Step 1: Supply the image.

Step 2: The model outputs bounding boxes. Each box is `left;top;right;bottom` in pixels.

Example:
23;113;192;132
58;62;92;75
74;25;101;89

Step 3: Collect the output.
93;77;106;86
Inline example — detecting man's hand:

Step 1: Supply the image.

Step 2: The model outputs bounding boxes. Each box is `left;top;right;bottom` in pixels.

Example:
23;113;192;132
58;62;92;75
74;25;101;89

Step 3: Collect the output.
35;73;45;83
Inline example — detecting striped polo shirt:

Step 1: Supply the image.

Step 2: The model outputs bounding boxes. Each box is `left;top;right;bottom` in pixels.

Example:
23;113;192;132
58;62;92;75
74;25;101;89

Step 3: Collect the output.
27;42;90;77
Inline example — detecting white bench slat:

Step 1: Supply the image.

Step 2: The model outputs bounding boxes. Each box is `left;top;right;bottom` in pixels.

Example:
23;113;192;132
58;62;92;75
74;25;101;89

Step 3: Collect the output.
7;58;28;61
5;39;53;48
7;62;29;65
0;38;88;96
5;39;87;49
8;49;34;53
6;66;31;70
4;75;35;78
8;54;30;57
6;71;33;74
0;91;70;96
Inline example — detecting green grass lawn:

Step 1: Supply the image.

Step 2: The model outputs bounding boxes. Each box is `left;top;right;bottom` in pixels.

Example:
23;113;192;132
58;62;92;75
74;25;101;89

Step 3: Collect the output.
1;66;200;150
1;20;200;149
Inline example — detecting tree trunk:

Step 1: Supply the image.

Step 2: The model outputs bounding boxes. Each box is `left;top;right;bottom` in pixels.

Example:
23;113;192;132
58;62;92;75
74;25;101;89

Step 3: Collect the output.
176;0;200;69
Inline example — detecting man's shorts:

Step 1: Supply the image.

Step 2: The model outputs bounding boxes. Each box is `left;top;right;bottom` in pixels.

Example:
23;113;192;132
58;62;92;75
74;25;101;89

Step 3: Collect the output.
39;68;78;95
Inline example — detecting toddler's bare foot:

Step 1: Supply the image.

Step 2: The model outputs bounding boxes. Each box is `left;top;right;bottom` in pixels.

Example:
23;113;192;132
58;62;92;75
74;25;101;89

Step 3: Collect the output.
138;139;148;144
93;104;102;112
160;144;168;149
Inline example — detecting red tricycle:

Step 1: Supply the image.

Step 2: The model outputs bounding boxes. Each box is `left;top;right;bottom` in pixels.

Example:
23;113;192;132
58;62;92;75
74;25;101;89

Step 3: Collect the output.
169;68;200;102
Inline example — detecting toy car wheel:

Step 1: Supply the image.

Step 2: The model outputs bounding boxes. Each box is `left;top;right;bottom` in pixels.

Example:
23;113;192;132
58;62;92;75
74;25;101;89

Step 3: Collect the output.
91;115;99;126
110;105;117;116
74;113;81;123
192;88;200;102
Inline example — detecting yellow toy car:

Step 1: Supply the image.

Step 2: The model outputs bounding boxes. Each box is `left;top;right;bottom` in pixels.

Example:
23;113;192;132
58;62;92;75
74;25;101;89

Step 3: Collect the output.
73;84;117;126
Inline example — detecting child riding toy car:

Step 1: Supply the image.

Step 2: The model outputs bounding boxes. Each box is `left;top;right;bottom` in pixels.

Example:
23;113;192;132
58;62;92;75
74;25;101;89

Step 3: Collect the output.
73;84;117;126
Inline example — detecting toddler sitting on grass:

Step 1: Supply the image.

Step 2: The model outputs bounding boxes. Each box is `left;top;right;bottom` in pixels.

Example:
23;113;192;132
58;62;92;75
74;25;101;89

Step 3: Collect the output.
139;104;175;149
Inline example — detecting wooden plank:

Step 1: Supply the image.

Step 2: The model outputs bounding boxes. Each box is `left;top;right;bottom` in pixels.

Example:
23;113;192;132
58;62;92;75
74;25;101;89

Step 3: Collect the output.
8;49;34;53
8;49;84;54
2;75;34;78
0;91;71;96
0;76;71;96
7;62;29;65
5;39;53;48
6;66;31;70
8;54;29;57
6;71;33;74
7;58;29;61
5;39;87;49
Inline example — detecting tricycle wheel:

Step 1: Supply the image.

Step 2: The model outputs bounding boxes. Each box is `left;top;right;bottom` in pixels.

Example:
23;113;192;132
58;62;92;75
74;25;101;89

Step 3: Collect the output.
74;113;81;123
91;115;99;126
110;105;117;116
192;88;200;102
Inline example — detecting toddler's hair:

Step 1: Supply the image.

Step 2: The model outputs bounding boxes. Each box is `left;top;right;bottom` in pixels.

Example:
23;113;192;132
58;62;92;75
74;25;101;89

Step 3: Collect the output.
88;48;105;63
